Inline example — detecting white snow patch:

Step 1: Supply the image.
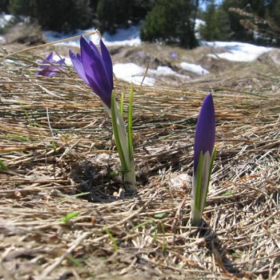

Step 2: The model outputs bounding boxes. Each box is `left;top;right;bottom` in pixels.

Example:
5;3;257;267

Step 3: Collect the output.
113;63;155;86
0;14;13;28
149;66;189;79
113;63;189;86
102;23;142;47
43;23;142;48
195;19;205;31
204;41;272;62
43;29;101;48
180;62;209;75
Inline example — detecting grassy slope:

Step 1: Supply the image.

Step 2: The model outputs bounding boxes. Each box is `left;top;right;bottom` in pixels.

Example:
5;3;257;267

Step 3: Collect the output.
0;39;279;280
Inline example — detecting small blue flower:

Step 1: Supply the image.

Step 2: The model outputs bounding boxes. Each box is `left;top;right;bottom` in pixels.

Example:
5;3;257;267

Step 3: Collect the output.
69;36;113;108
37;52;65;77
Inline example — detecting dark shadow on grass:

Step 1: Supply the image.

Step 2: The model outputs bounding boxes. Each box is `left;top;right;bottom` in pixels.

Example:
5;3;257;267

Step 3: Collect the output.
191;221;252;278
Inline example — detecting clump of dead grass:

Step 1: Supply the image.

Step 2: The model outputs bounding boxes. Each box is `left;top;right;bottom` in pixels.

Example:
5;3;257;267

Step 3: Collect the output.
0;44;279;280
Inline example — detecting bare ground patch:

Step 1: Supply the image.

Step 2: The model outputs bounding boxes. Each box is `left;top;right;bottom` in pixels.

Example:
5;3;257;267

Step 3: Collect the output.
0;43;279;280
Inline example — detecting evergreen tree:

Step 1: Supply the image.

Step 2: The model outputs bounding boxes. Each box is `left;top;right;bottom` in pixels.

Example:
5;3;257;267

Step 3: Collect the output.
266;0;280;41
0;0;9;13
140;0;198;49
131;0;154;23
200;0;280;45
97;0;133;33
35;0;93;32
199;0;232;41
8;0;93;32
8;0;37;18
221;0;280;45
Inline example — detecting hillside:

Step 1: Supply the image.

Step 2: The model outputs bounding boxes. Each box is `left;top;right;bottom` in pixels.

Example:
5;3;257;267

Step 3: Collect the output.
0;35;280;280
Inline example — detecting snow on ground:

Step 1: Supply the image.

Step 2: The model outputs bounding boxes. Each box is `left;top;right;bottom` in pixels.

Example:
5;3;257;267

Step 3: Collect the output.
45;23;190;85
0;14;274;85
43;29;100;48
0;14;13;43
203;41;272;62
0;14;13;28
113;63;155;86
180;62;209;75
113;63;189;86
44;23;272;85
102;23;142;47
43;23;141;48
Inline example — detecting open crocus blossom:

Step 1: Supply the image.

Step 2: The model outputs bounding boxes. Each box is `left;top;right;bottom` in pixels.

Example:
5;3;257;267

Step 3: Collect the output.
69;36;113;108
191;93;216;226
69;36;136;191
37;52;65;77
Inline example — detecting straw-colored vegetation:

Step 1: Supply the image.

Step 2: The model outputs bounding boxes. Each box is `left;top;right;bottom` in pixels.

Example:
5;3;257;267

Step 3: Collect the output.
0;41;279;280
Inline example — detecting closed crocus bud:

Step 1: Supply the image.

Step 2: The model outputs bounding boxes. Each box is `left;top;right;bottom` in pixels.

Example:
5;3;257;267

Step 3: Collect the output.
192;93;216;226
194;94;215;171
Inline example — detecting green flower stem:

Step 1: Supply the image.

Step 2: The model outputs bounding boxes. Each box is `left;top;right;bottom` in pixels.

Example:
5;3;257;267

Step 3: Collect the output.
109;92;136;191
191;148;216;226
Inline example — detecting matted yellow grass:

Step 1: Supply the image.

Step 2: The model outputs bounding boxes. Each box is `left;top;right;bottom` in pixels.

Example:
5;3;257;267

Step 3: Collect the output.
0;44;279;280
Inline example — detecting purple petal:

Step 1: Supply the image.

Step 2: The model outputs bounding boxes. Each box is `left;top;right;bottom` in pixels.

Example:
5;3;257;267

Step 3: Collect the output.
37;52;65;76
100;39;113;90
45;52;54;62
57;58;65;66
80;37;112;107
194;94;215;172
88;40;113;89
69;50;89;85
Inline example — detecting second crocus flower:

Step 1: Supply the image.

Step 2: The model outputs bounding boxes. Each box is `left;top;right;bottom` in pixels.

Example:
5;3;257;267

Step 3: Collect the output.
37;52;65;77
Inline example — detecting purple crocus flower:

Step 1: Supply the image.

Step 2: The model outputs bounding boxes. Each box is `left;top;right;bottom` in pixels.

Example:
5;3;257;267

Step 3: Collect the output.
37;52;65;77
170;52;177;59
194;94;215;172
69;36;113;108
192;93;215;226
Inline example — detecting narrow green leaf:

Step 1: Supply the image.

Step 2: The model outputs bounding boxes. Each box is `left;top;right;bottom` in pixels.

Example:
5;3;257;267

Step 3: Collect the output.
195;152;204;212
192;151;204;226
153;221;158;243
60;211;80;223
51;140;57;151
72;192;90;198
202;146;216;208
128;85;134;160
120;92;124;117
111;92;128;172
109;170;121;176
104;226;118;251
66;256;83;266
209;146;217;182
0;159;8;170
161;223;167;252
131;220;153;230
5;134;30;142
154;212;168;219
222;191;235;196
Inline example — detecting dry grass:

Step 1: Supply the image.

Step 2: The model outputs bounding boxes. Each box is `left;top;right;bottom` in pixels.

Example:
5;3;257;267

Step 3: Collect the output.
0;43;279;280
